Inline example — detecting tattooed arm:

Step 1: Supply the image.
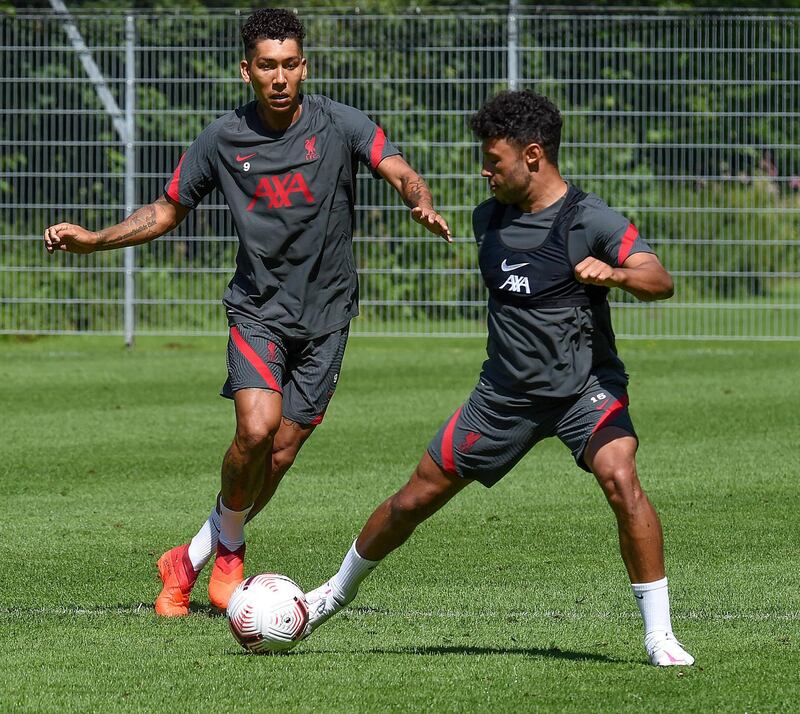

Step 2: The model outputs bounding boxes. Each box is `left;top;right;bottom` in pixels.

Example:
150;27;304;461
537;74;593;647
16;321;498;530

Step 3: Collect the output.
44;195;191;255
376;156;452;242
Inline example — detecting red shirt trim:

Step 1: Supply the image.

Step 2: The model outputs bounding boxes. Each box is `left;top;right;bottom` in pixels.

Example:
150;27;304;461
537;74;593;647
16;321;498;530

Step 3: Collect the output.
166;153;186;203
370;127;387;170
617;223;639;265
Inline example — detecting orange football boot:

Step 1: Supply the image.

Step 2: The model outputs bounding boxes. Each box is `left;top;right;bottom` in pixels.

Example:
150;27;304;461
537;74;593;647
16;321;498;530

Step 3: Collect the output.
208;542;246;611
155;544;199;617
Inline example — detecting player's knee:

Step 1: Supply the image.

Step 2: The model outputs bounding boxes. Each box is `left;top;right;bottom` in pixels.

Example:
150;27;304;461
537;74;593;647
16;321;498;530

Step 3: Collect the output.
271;442;299;476
235;419;279;455
596;463;642;513
387;488;436;527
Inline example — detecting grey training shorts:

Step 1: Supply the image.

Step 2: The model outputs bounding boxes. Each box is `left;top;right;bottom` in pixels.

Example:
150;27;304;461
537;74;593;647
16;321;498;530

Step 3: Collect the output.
221;322;349;427
427;367;637;487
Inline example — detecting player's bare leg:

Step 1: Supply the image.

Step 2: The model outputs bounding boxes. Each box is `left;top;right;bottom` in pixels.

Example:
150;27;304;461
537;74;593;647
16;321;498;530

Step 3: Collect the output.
305;452;472;633
246;418;316;523
584;427;663;583
356;452;472;560
180;418;314;578
585;426;694;666
220;389;283;509
156;389;283;616
208;388;282;610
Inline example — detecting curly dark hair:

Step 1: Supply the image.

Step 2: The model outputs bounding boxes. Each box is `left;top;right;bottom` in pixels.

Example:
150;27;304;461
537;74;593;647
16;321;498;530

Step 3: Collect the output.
470;91;562;165
241;9;306;57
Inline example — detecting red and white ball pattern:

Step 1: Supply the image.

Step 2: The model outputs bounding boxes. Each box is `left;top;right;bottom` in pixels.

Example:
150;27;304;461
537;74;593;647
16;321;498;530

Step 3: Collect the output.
227;573;309;654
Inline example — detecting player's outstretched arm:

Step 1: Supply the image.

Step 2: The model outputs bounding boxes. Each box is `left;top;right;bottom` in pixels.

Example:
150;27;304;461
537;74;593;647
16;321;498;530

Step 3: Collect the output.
574;252;674;302
376;155;452;243
44;195;191;255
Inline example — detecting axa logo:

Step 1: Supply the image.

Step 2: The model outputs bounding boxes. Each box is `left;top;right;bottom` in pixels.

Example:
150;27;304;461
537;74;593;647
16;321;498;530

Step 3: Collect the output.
246;173;316;211
305;135;318;161
499;274;531;293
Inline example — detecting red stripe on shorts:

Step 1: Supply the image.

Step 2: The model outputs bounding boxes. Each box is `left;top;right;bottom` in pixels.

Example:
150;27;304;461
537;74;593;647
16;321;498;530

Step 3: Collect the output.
230;325;282;394
592;394;630;434
441;407;463;474
310;411;326;426
370;127;387;170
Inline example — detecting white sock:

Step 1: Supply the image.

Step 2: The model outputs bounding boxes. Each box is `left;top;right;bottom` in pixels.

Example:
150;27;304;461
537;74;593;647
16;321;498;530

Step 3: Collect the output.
631;576;673;640
218;500;251;551
187;505;221;571
329;541;380;601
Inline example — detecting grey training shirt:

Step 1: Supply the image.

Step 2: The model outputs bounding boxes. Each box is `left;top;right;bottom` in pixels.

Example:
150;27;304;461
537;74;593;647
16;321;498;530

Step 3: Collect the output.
473;190;655;398
165;94;400;338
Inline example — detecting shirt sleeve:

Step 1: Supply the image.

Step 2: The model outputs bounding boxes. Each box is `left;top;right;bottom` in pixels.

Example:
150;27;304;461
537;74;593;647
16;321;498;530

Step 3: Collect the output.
585;203;655;267
329;101;401;177
163;121;220;208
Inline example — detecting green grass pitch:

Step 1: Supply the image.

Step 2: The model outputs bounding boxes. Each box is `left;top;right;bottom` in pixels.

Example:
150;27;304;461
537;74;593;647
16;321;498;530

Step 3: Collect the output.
1;335;798;712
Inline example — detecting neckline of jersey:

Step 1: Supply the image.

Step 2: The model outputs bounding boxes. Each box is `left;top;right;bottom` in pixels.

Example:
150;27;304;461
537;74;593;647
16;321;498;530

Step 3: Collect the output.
493;185;577;254
506;194;565;222
248;94;310;139
513;180;570;217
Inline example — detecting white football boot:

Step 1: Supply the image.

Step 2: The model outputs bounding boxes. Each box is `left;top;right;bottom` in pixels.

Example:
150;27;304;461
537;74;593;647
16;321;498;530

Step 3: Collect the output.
645;632;695;666
303;581;352;637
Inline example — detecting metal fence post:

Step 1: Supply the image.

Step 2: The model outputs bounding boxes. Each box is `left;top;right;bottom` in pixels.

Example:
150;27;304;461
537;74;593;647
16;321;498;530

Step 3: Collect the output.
123;15;136;347
508;0;519;90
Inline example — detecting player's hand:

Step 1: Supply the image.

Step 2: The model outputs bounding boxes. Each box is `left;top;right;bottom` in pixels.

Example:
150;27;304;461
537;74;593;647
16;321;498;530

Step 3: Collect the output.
43;223;98;255
574;257;620;287
411;207;453;243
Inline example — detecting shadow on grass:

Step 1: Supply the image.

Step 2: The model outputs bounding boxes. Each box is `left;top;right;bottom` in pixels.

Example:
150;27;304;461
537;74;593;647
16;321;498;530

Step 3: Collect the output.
363;644;619;662
157;602;226;618
194;603;226;617
225;645;620;663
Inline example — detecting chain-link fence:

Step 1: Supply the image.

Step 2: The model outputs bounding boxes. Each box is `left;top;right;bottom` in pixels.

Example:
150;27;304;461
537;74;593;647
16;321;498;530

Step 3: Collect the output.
2;8;798;340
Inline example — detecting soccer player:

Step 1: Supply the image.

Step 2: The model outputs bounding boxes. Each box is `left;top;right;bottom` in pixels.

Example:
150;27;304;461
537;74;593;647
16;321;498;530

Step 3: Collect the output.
42;9;451;617
304;90;694;667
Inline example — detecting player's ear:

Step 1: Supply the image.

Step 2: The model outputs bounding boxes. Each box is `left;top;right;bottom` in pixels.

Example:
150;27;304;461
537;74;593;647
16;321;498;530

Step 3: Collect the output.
525;143;543;172
300;57;307;82
240;58;251;84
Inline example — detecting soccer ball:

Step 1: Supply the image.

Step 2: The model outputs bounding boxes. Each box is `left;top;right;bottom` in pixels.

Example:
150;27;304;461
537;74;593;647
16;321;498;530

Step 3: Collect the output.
227;573;309;654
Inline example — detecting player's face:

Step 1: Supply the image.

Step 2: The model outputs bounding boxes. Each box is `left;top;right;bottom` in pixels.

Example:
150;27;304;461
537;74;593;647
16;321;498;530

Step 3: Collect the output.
241;38;307;118
480;138;532;205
